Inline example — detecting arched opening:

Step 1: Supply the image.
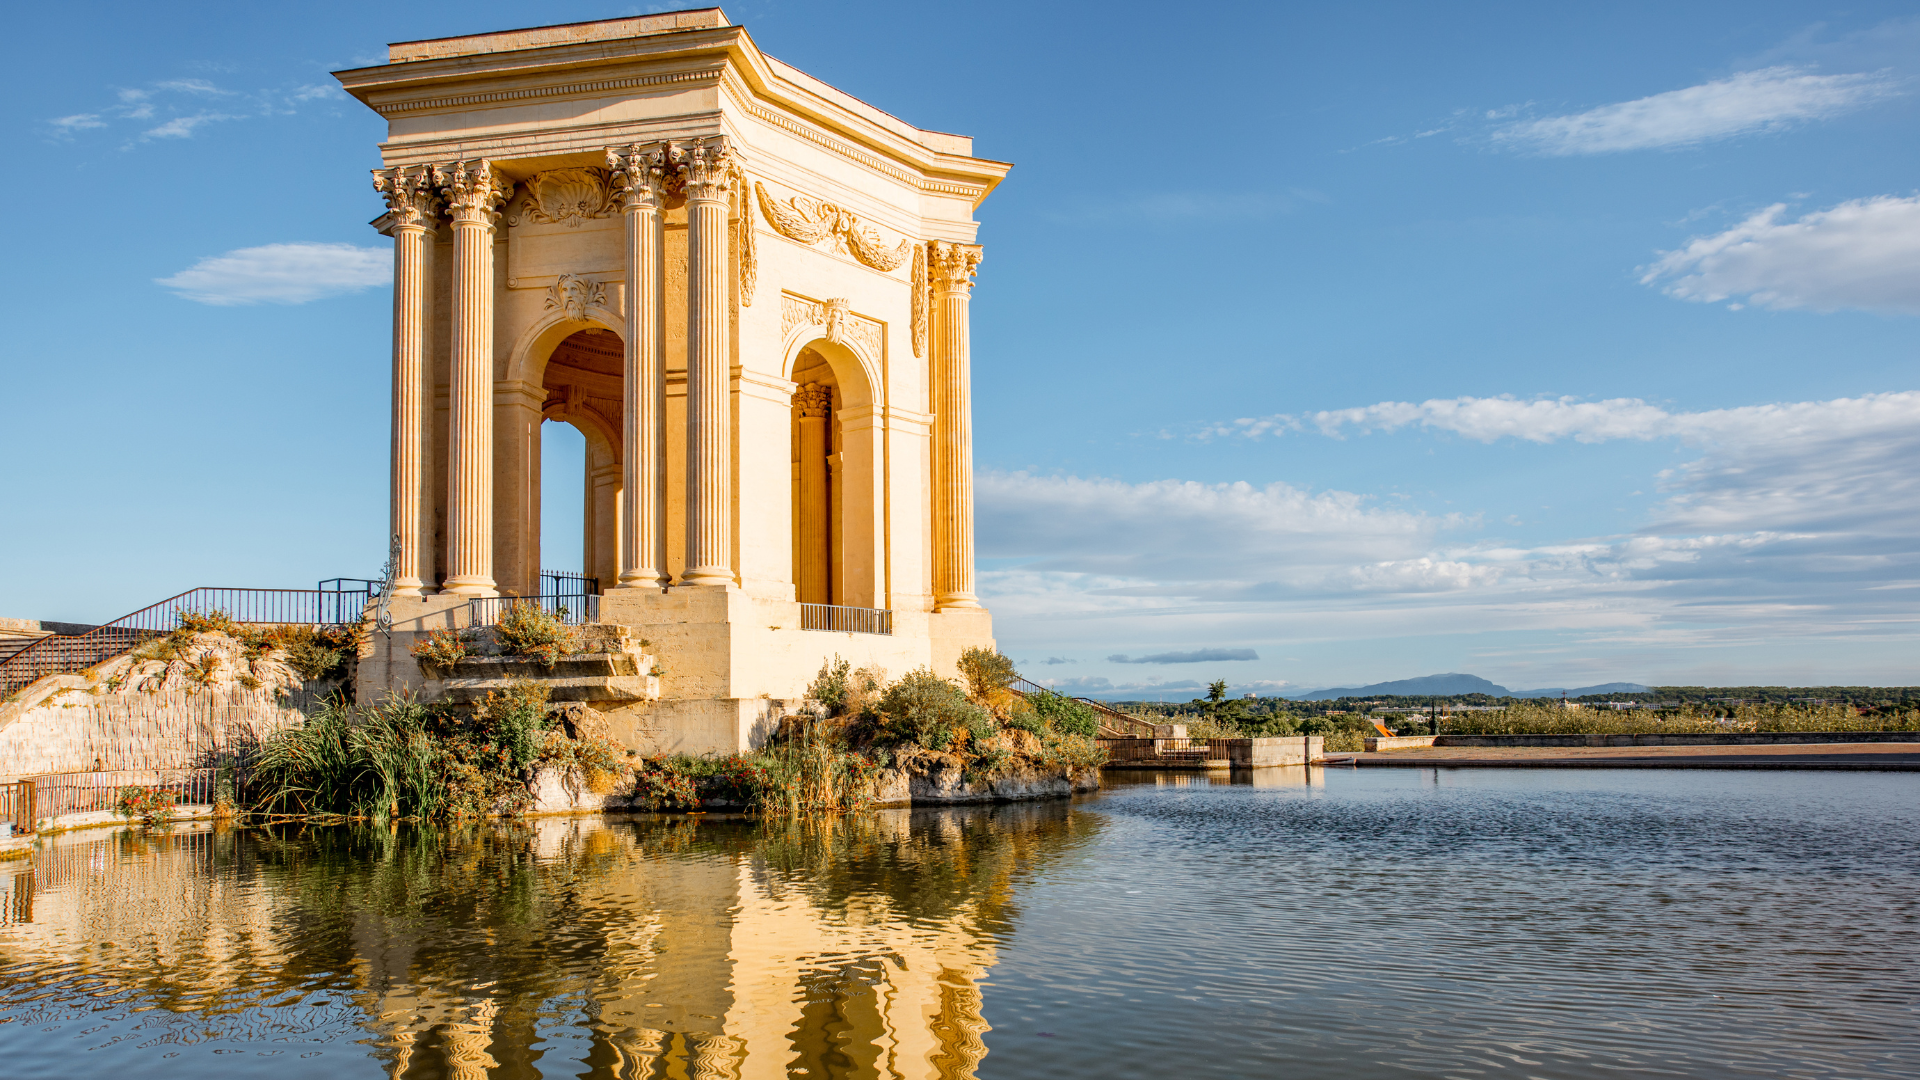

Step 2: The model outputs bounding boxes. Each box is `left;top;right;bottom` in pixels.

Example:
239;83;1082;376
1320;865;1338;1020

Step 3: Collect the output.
788;338;879;608
540;328;623;593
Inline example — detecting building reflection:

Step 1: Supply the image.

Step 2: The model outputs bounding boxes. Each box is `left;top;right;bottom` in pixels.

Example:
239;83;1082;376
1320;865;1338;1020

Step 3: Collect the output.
0;803;1096;1079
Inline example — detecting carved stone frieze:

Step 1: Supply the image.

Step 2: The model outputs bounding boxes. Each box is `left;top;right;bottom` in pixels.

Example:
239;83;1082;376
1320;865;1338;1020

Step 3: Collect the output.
780;291;884;361
433;160;509;225
546;274;607;321
781;293;819;339
755;182;915;272
510;167;617;227
820;298;851;345
373;165;437;228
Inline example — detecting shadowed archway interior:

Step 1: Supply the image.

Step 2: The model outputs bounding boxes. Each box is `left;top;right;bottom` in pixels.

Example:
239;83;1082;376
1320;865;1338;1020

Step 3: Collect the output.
541;328;624;590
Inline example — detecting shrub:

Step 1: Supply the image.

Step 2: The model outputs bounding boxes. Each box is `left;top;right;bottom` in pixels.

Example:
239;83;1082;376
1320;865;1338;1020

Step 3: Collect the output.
494;602;579;666
1028;690;1099;738
410;628;473;672
538;730;630;794
114;785;177;825
806;655;852;716
875;668;992;752
632;756;699;809
473;680;552;773
957;647;1018;702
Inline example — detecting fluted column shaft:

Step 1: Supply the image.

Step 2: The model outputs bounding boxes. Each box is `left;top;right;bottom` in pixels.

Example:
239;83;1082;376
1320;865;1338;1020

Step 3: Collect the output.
930;242;984;610
436;161;507;598
681;138;737;587
608;144;674;588
374;166;434;597
796;383;831;604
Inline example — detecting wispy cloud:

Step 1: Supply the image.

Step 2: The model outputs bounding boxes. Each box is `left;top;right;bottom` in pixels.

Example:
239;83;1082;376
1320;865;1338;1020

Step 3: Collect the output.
1108;648;1260;665
1489;66;1900;154
156;242;390;306
1641;195;1920;314
1050;189;1327;224
47;74;345;143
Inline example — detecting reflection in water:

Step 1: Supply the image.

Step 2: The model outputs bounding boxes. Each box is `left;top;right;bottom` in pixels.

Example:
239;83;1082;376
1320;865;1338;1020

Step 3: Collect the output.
0;804;1095;1079
7;771;1918;1080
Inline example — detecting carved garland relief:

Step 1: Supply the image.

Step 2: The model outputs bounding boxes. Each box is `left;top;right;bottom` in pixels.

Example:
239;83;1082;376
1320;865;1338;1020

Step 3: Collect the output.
755;182;915;272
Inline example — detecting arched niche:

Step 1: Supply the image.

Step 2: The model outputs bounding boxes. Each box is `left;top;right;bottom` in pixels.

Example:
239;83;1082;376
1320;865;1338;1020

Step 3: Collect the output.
786;336;883;609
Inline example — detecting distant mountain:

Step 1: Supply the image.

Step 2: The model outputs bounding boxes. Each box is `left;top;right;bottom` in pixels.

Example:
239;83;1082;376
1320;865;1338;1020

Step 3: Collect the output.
1508;682;1649;698
1287;673;1510;700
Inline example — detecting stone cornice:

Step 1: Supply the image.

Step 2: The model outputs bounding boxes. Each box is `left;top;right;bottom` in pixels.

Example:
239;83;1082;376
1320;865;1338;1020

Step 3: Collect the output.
336;23;1008;208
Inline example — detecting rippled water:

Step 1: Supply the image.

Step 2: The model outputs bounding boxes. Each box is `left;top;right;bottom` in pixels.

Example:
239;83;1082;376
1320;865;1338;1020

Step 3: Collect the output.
2;767;1915;1079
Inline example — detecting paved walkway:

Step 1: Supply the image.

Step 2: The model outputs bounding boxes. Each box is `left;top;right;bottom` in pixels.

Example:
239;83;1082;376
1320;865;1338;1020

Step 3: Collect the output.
1337;742;1920;771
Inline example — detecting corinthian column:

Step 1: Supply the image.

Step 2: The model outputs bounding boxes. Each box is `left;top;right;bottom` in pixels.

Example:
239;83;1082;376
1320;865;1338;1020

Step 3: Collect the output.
373;166;435;597
795;382;832;604
929;241;985;610
607;143;676;589
679;137;737;587
433;160;508;598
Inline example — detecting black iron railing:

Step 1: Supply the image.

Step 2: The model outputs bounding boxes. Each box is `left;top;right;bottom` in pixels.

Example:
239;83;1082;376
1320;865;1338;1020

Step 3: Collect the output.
0;582;376;698
467;593;600;628
799;603;893;635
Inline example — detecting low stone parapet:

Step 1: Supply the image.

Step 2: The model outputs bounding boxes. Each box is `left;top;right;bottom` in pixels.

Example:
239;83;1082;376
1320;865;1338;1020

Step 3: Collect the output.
1365;735;1439;751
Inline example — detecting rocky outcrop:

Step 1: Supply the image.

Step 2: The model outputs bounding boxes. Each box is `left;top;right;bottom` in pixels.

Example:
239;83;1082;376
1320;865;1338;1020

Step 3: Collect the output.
872;749;1100;807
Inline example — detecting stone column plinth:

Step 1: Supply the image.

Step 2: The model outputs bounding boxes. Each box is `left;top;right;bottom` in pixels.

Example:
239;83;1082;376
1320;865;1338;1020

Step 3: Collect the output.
608;143;675;589
929;242;984;610
435;160;507;598
680;137;737;587
795;382;831;604
374;166;435;597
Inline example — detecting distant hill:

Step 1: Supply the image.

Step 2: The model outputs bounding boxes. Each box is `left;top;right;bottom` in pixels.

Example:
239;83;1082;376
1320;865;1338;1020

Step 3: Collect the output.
1508;682;1650;698
1288;673;1510;700
1284;675;1650;701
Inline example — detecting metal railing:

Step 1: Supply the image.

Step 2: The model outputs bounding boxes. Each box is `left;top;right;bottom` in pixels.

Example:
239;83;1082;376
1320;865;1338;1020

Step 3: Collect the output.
1;781;32;834
467;593;600;628
0;583;376;698
1010;676;1160;737
23;768;221;825
799;603;893;635
1097;737;1237;762
540;570;599;599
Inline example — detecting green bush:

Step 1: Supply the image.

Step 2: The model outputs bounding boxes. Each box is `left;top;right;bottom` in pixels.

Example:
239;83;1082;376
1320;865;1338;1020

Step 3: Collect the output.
876;668;992;751
1028;690;1099;738
114;785;177;825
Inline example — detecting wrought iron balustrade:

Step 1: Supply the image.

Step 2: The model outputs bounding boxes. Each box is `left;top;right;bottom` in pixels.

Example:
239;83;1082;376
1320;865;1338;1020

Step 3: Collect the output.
798;603;893;635
466;593;600;628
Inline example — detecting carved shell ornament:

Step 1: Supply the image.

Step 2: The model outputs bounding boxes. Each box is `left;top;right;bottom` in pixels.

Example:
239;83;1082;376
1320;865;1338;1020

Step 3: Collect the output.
546;275;607;322
754;182;914;272
510;168;617;227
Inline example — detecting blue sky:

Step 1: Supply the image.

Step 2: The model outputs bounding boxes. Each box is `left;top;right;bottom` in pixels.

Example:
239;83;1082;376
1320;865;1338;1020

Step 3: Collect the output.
4;1;1917;695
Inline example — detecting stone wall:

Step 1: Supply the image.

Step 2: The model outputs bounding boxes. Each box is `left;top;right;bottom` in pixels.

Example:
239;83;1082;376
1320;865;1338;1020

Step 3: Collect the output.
0;688;307;778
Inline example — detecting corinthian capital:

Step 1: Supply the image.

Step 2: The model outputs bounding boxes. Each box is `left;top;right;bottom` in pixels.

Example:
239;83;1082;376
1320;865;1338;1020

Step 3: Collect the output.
795;382;832;418
606;142;678;212
373;165;437;229
681;136;737;202
433;160;509;225
928;241;983;294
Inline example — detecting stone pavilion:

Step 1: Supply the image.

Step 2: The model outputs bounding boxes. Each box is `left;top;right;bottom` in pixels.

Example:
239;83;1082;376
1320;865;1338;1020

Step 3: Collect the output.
337;8;1009;752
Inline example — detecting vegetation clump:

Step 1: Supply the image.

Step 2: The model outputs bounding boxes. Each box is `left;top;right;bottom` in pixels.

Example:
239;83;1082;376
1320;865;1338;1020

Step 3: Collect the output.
248;682;630;821
408;628;473;673
493;602;580;666
114;784;177;826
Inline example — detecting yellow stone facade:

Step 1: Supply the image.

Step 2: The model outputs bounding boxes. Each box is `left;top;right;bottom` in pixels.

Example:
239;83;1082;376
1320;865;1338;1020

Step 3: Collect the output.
338;9;1008;752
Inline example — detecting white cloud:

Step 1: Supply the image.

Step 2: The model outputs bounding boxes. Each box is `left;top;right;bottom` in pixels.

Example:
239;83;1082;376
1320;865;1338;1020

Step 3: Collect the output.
1640;195;1920;314
983;390;1920;685
156;242;391;306
144;112;238;139
1491;66;1900;154
50;114;105;132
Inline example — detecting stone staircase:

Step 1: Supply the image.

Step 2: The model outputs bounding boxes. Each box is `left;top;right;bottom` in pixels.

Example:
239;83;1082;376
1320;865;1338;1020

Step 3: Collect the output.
422;624;660;706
